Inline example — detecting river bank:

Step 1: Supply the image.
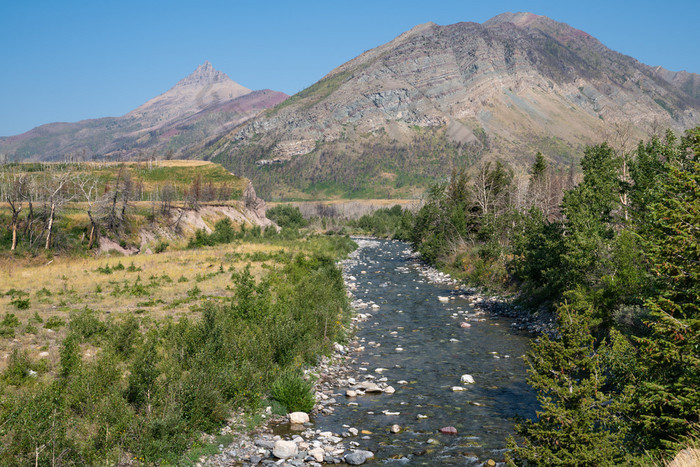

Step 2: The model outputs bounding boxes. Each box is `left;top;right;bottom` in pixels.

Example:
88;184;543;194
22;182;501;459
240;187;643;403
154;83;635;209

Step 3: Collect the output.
203;238;539;466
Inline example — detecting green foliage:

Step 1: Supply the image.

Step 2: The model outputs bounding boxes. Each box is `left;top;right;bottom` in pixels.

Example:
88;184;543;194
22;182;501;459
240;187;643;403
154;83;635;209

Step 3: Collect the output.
10;297;30;309
267;205;308;229
353;204;414;239
508;297;629;465
0;234;355;464
3;349;35;386
44;316;66;330
154;240;169;253
270;370;315;413
624;133;700;454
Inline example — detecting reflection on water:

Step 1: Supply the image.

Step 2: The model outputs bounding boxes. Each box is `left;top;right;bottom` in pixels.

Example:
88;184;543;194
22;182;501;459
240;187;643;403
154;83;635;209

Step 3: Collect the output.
316;239;538;465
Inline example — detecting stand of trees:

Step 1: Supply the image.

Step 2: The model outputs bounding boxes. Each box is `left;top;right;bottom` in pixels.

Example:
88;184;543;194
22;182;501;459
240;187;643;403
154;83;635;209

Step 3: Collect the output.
1;163;242;253
361;127;699;463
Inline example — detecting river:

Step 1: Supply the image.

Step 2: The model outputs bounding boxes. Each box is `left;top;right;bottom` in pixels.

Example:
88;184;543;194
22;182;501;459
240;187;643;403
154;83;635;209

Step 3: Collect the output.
314;238;538;465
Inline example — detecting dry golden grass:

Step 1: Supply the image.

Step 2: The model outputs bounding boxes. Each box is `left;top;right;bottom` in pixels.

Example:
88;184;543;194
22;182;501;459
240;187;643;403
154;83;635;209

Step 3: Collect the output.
0;241;289;371
667;448;700;467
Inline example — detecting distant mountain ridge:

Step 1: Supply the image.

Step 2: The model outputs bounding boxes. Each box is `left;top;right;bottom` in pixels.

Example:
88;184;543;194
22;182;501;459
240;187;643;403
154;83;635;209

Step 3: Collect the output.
0;62;288;161
204;12;700;198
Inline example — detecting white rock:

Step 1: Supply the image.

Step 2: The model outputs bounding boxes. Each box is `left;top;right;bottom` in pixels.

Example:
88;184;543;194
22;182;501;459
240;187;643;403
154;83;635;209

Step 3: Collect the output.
417;414;428;419
348;427;359;436
272;440;298;459
438;296;449;303
390;424;401;433
460;374;475;384
288;412;309;424
309;447;325;462
383;386;395;394
451;386;466;392
346;390;358;398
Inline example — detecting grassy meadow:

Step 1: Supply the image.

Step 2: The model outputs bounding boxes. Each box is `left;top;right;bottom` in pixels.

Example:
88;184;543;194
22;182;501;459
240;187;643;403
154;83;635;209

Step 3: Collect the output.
0;224;357;465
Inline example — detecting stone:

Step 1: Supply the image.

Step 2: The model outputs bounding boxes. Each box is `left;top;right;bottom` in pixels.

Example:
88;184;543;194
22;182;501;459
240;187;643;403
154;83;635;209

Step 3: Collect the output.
309;447;325;462
390;424;401;433
440;426;458;435
254;439;276;450
383;385;395;394
356;381;382;393
272;440;298;459
416;414;428;419
438;296;449;303
451;386;466;392
460;374;475;384
288;412;309;424
346;389;358;397
485;460;497;467
344;450;375;465
460;322;471;328
348;427;359;436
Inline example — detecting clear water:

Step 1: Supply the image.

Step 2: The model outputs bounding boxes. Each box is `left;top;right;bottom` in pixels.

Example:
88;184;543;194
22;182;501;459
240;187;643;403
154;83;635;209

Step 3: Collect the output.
314;239;538;465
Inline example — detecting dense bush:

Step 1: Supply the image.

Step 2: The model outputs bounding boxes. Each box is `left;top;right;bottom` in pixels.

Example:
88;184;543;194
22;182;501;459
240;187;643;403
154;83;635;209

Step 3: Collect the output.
270;370;315;413
266;205;308;229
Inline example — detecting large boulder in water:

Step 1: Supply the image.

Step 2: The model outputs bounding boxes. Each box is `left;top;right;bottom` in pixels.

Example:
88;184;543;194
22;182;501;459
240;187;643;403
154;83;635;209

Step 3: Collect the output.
345;450;375;465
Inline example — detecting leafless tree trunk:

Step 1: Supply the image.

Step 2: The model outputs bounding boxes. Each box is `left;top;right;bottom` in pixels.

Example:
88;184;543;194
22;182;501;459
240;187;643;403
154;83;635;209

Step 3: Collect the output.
43;173;73;250
5;173;26;250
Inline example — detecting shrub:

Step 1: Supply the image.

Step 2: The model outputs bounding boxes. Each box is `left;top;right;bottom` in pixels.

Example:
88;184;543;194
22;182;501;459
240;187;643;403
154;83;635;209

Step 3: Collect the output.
267;205;308;229
44;316;66;330
270;370;315;413
154;240;169;253
1;313;20;328
2;350;33;386
10;298;30;310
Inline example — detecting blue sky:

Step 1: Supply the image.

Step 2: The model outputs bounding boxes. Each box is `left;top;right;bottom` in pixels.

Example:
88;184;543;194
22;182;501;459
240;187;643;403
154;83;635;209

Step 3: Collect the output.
1;0;698;136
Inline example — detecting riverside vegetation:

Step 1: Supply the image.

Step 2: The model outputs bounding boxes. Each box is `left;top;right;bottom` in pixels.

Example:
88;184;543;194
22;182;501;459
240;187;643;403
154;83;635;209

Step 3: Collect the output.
0;161;357;464
347;127;700;465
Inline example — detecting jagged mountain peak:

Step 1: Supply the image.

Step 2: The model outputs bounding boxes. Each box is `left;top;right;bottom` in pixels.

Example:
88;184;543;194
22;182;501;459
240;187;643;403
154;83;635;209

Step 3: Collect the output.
175;61;235;87
484;11;593;41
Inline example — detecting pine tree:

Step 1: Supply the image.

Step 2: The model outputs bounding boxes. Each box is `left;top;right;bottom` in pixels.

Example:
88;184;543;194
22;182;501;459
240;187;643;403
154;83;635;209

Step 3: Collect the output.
627;130;700;454
508;293;629;465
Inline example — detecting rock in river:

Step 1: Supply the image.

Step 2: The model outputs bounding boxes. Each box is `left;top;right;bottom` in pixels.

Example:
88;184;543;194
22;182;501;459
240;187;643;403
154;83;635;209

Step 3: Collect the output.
440;426;458;435
272;440;298;459
288;411;309;424
345;449;375;465
460;374;475;384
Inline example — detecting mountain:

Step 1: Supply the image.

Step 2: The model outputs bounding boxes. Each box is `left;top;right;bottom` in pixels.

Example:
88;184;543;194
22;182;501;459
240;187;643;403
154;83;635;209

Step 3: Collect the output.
206;12;700;199
0;62;288;161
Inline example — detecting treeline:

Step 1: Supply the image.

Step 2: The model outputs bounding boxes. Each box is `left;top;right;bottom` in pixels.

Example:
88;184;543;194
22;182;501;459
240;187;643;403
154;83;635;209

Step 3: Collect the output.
215;127;483;199
0;234;356;464
0;162;242;253
358;128;699;463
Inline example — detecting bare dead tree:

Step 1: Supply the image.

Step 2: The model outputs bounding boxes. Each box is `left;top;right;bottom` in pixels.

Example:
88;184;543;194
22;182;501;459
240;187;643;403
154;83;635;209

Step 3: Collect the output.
5;172;27;250
160;183;176;216
76;175;100;249
607;121;634;221
43;173;74;250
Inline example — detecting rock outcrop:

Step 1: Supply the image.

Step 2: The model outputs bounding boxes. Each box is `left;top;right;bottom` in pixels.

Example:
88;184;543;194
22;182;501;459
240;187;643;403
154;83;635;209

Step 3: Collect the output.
0;62;288;161
209;12;700;197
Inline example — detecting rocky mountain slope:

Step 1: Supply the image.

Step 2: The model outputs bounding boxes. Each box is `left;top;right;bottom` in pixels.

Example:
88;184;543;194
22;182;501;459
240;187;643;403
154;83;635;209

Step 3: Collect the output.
208;12;700;199
0;62;288;161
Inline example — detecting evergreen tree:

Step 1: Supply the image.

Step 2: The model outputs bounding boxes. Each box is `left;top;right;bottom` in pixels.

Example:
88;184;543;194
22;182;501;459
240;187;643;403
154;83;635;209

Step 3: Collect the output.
627;131;700;454
508;293;629;465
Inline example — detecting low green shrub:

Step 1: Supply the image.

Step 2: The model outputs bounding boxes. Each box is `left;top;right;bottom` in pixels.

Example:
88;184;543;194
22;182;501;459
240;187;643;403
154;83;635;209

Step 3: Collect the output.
44;316;66;330
270;370;315;413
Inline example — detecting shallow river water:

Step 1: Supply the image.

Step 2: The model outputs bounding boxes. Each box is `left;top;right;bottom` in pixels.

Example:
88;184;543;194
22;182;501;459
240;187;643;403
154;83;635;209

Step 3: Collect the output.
314;238;538;465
